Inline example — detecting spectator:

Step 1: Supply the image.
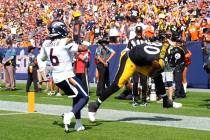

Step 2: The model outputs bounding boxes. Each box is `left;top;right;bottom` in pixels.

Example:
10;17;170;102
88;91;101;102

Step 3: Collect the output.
72;10;83;43
0;0;208;47
2;36;16;91
109;18;120;44
74;48;90;94
144;19;155;39
186;18;200;41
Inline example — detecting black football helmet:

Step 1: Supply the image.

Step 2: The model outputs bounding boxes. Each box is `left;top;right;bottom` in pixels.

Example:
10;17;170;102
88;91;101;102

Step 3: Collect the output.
135;26;143;33
167;46;185;67
48;20;68;38
54;9;64;17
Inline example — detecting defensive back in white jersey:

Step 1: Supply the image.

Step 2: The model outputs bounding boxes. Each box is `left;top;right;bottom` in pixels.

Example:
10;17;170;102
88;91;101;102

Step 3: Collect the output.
39;38;78;83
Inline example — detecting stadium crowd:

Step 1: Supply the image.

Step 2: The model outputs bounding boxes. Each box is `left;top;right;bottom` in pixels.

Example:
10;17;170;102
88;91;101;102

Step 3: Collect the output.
0;0;209;47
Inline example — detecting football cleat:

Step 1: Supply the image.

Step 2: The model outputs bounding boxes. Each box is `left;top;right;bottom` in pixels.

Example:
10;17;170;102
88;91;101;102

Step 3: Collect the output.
63;113;73;133
47;91;55;96
88;112;96;122
56;92;62;96
88;102;99;122
88;102;99;112
139;102;148;107
172;101;182;109
163;98;182;109
163;98;173;108
64;124;70;133
74;123;85;132
132;101;140;107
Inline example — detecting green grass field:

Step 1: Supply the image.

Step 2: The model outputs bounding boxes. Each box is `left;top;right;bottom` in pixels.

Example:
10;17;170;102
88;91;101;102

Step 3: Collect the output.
0;84;210;140
0;110;210;140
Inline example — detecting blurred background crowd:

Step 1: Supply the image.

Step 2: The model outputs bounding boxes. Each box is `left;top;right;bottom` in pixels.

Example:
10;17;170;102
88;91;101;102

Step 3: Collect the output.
0;0;209;48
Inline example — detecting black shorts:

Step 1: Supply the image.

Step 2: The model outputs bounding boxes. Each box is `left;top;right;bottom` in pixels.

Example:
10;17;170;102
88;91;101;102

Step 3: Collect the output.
164;81;173;87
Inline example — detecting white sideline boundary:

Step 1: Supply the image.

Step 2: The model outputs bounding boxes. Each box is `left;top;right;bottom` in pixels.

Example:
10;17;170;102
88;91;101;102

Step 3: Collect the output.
0;101;210;131
0;112;30;116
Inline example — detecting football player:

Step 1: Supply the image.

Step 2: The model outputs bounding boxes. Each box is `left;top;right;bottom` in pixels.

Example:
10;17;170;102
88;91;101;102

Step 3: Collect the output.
38;20;89;132
88;36;185;122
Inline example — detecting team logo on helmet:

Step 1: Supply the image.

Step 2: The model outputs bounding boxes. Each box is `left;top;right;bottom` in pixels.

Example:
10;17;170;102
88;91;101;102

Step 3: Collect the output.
167;47;185;67
48;20;68;38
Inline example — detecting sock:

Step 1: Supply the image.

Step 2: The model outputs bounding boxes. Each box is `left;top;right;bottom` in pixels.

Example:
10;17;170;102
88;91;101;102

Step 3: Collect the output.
76;119;81;125
161;94;168;100
96;98;102;106
183;83;187;93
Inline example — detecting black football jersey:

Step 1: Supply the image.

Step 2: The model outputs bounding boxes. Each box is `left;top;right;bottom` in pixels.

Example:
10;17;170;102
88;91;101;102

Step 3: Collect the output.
129;41;169;66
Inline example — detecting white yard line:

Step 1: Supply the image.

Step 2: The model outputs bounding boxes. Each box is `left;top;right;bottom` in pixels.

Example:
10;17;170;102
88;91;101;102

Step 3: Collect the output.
0;94;63;100
0;100;210;131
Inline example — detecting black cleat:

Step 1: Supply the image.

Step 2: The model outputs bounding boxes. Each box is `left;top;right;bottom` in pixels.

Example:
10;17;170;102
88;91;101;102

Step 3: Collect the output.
88;102;99;112
88;102;100;122
140;102;148;107
132;101;140;107
163;98;173;108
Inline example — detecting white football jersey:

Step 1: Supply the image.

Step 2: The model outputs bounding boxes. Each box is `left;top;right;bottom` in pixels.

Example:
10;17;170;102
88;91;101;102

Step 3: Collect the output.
38;38;78;83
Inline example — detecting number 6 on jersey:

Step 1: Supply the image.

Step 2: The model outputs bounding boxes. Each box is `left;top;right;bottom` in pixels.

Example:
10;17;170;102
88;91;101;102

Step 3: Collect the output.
50;48;59;66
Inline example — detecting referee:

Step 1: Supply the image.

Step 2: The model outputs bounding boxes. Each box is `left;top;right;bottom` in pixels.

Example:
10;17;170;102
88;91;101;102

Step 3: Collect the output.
127;26;148;106
95;37;116;96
